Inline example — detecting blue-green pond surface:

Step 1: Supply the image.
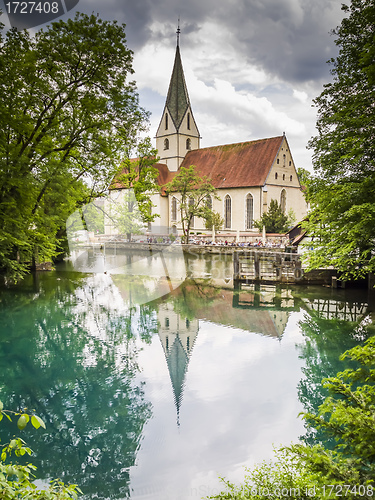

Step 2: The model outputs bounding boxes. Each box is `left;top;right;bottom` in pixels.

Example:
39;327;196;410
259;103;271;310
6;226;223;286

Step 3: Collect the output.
0;250;374;499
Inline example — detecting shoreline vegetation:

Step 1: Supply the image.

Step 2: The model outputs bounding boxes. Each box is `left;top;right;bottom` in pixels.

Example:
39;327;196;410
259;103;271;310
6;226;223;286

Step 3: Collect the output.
205;336;375;500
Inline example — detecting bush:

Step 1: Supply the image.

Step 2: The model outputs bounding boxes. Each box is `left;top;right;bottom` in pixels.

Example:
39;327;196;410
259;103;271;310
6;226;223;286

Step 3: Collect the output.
0;402;82;499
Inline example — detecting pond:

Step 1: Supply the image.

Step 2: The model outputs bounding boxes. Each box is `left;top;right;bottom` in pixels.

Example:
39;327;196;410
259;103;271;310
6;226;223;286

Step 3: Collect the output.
0;249;374;499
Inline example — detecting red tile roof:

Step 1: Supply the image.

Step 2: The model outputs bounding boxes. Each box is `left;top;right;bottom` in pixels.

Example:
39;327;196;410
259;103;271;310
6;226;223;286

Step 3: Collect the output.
180;136;284;188
110;161;175;194
153;163;176;187
111;136;284;193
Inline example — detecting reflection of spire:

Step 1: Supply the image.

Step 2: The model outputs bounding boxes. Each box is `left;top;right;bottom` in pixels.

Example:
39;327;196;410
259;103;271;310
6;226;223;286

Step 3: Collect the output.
158;304;199;426
166;335;188;426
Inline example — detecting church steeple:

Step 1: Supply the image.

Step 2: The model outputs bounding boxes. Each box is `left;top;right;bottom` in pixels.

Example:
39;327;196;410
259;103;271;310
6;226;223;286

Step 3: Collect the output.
156;25;200;171
165;44;190;130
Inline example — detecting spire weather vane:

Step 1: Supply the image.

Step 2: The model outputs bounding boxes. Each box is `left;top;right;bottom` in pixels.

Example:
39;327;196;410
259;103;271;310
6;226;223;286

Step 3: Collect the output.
176;18;181;46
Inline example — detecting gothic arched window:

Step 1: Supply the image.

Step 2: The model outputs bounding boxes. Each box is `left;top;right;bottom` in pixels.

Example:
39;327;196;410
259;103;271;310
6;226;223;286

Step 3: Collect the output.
171;196;177;221
189;197;194;228
186;138;191;150
206;195;212;210
280;189;286;213
164;138;169;150
246;193;254;230
224;195;231;229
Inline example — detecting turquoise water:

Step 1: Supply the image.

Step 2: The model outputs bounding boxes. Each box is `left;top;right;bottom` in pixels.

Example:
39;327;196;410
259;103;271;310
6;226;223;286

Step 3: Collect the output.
0;252;373;499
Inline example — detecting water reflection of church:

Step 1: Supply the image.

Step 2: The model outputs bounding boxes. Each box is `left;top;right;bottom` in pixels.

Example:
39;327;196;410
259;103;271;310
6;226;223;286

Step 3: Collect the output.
155;283;373;423
156;286;292;423
158;303;199;424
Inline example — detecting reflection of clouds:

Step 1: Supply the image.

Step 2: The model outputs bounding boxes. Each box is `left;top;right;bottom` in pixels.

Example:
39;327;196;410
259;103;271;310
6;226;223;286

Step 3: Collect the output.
130;312;306;499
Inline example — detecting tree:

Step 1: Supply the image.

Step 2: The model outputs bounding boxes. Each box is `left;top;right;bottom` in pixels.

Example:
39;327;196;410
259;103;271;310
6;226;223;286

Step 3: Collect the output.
109;137;160;240
204;208;224;232
0;401;82;498
291;336;375;487
0;13;148;281
165;165;220;243
112;189;148;241
297;167;313;205
255;199;289;233
305;0;375;280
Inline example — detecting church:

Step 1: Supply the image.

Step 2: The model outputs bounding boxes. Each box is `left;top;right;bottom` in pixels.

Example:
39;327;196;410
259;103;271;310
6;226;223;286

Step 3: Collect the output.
106;31;308;239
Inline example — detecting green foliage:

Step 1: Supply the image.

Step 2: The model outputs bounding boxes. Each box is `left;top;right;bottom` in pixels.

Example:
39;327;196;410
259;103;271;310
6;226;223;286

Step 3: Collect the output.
0;13;148;282
114;137;160;225
254;199;289;233
206;336;375;500
112;189;148;240
292;335;375;486
305;0;375;279
295;304;373;447
204;209;224;231
108;137;160;240
0;401;82;498
165;165;220;243
297;168;313;204
207;448;326;499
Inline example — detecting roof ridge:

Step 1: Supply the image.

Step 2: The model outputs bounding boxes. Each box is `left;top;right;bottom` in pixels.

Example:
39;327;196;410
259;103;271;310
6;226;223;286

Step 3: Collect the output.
188;135;284;153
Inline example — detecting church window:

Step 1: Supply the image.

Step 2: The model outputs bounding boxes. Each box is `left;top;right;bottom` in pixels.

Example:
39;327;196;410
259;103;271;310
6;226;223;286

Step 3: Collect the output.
289;161;292;166
189;197;194;228
187;113;191;130
164;138;169;150
186;138;191;150
224;195;231;229
290;175;293;181
283;174;285;180
275;172;278;180
277;159;280;164
171;197;177;222
280;189;286;213
165;113;168;130
246;194;254;230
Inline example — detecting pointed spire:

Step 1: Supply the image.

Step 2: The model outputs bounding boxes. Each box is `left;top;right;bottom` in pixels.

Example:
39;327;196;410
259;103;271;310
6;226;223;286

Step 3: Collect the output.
165;30;190;129
176;17;181;47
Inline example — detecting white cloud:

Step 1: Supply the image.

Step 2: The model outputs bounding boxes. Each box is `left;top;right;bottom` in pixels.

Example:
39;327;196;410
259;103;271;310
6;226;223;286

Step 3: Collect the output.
293;89;309;103
133;11;338;171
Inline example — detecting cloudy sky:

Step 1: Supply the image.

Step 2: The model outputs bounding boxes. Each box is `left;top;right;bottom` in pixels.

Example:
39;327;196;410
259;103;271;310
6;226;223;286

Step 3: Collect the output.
2;0;347;170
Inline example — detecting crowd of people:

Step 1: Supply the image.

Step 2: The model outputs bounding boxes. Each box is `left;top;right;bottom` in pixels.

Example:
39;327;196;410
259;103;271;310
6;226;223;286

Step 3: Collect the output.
187;237;285;248
121;235;287;248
